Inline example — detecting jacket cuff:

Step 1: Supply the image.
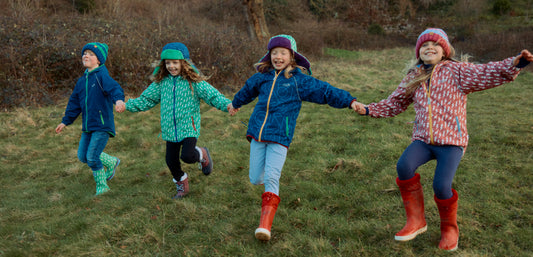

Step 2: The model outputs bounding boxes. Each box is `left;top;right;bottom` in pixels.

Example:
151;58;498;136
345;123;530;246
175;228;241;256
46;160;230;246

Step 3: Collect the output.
349;98;358;108
516;57;530;69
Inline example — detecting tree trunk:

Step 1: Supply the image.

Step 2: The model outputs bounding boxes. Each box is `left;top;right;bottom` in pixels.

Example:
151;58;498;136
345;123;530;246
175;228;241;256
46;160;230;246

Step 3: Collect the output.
243;0;269;42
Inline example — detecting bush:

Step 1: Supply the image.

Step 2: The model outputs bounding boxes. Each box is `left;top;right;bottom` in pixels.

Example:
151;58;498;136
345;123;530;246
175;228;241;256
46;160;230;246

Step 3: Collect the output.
492;0;512;16
367;23;385;35
1;0;531;110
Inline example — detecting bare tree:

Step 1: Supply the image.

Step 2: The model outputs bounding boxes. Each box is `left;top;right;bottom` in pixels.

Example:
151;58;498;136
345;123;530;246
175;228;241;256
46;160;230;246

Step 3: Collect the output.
243;0;269;42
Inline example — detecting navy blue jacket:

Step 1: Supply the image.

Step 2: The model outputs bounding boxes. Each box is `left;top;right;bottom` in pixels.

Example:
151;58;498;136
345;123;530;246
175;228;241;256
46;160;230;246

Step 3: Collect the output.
61;65;124;136
232;68;356;147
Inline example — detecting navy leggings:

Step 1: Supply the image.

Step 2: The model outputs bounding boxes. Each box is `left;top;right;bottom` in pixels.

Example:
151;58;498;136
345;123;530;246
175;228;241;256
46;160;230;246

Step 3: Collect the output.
396;140;463;199
166;138;199;181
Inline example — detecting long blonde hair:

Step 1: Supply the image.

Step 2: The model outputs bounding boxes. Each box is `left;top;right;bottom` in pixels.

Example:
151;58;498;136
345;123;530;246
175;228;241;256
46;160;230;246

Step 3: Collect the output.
404;45;459;96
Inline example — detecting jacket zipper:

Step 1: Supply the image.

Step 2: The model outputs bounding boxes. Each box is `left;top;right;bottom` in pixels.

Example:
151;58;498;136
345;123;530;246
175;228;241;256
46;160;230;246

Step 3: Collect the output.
422;68;436;144
172;77;179;141
258;71;280;141
84;73;89;130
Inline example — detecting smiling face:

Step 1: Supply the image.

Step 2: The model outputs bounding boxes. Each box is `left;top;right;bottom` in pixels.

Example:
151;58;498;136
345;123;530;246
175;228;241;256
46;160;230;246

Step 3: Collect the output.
82;50;100;71
165;59;182;76
270;47;292;71
419;41;444;65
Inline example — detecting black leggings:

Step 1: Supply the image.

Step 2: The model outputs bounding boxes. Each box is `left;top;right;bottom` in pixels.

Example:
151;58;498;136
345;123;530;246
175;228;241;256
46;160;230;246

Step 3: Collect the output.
166;138;199;181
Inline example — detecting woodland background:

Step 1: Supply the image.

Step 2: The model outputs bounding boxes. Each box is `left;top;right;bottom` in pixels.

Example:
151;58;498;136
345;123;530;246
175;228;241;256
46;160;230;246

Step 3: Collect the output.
0;0;532;109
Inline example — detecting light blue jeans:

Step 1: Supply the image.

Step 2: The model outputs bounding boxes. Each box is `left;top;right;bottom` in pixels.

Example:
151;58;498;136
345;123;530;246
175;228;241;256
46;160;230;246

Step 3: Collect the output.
77;131;110;171
249;139;288;195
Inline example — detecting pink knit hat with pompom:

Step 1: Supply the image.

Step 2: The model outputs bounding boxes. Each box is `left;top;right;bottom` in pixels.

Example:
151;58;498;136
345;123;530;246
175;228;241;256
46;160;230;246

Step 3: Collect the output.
415;28;451;59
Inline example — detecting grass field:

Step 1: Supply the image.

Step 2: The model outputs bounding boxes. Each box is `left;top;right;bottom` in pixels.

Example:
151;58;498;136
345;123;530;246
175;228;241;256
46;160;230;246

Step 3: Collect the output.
1;48;532;256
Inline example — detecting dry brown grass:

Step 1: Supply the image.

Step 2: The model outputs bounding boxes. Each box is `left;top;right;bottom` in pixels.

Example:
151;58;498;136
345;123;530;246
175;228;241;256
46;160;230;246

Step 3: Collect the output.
1;0;532;110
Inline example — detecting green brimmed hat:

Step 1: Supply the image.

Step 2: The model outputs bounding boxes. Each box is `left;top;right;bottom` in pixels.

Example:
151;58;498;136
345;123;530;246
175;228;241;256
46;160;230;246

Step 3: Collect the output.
153;42;199;75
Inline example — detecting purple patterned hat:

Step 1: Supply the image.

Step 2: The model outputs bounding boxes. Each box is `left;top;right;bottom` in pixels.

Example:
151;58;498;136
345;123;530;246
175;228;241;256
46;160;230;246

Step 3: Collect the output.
258;34;311;74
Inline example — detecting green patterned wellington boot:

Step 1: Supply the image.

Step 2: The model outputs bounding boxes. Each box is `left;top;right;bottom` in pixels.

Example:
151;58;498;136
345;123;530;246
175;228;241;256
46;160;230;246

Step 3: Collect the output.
100;152;120;181
93;169;110;196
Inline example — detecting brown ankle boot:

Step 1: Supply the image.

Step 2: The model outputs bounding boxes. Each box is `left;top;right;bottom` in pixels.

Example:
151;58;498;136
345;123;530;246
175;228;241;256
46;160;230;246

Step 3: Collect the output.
197;147;213;175
255;192;280;241
172;174;189;199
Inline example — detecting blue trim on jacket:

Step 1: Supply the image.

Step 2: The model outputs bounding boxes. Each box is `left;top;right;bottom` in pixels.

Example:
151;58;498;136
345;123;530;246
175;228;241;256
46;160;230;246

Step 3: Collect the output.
232;68;356;147
61;65;124;136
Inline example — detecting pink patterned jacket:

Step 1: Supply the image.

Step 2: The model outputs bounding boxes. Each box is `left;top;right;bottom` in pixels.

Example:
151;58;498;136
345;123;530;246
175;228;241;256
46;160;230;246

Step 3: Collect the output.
368;57;522;148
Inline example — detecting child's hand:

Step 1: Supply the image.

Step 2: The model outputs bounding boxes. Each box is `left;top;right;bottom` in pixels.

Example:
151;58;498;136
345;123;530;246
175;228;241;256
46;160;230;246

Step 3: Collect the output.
227;103;240;116
55;123;66;134
351;101;367;115
513;49;533;67
115;100;126;113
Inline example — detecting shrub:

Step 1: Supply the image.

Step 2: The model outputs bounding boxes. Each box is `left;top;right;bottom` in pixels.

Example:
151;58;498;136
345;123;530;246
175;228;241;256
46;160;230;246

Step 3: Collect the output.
492;0;512;16
367;23;385;35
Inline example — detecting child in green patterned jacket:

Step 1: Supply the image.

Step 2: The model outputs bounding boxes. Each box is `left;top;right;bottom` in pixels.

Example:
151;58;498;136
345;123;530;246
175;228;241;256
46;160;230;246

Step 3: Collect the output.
125;42;232;199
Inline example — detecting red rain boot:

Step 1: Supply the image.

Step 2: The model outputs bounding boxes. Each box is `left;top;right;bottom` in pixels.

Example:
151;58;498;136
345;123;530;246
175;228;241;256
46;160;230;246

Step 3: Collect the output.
255;192;280;241
395;173;427;241
435;189;459;251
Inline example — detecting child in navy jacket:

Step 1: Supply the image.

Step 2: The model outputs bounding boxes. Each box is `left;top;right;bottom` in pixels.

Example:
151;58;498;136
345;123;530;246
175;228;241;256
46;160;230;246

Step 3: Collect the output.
228;34;359;241
56;42;125;196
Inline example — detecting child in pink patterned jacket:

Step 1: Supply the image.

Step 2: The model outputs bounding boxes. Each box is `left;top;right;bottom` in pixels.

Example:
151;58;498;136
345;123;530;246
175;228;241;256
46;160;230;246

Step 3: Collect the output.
353;28;532;251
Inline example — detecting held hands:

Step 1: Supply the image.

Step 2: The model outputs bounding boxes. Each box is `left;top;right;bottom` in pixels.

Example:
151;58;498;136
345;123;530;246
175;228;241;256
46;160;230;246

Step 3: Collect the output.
115;100;126;113
227;103;240;116
351;101;367;115
514;49;533;67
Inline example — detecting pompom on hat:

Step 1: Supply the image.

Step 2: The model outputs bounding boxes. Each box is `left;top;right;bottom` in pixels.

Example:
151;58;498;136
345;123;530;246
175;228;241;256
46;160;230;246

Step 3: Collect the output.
81;42;109;65
258;34;312;75
415;28;451;59
154;42;199;75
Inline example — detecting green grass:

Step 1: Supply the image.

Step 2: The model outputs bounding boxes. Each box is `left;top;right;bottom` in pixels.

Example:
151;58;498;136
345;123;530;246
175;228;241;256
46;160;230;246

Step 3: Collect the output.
1;48;532;256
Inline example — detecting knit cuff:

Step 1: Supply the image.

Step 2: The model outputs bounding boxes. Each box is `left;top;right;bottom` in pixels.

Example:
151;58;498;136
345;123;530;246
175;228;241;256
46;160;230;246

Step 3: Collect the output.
516;57;530;69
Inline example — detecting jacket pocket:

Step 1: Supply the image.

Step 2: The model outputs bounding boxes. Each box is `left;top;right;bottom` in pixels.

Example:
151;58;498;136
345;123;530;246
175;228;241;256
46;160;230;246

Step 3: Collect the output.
455;116;462;137
285;117;289;137
191;116;197;131
99;110;105;125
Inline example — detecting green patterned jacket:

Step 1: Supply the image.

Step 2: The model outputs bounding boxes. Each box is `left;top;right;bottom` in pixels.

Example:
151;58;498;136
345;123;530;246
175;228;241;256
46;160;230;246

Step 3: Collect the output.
126;75;231;142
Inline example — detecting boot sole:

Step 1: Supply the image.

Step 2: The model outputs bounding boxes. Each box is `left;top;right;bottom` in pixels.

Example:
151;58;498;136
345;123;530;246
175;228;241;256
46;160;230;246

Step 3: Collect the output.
394;225;427;241
440;244;458;251
255;228;271;241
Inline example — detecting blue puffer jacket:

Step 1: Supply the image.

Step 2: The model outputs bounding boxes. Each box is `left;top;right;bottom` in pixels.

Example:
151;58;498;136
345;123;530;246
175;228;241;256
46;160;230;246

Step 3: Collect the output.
232;68;356;147
61;65;125;136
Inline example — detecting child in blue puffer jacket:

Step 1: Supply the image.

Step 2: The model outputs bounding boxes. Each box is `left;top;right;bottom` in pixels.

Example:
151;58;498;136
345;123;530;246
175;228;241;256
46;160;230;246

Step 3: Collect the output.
56;42;125;196
228;34;359;241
